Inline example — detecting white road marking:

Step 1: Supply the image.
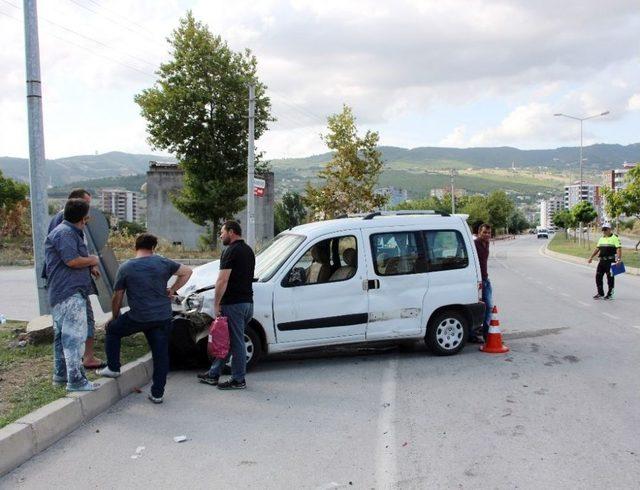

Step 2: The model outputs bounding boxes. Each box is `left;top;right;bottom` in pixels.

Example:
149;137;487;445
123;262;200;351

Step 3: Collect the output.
602;312;621;320
376;357;398;489
577;301;591;307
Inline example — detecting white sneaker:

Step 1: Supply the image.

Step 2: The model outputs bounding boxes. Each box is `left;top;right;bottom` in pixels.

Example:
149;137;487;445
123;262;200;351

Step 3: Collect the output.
96;366;121;378
148;394;163;404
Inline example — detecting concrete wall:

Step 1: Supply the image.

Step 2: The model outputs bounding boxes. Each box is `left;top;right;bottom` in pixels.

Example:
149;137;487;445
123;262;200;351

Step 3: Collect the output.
146;163;207;250
146;162;275;250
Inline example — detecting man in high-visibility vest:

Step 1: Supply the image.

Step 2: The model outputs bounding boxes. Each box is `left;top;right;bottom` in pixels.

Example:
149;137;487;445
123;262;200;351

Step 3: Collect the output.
588;223;622;300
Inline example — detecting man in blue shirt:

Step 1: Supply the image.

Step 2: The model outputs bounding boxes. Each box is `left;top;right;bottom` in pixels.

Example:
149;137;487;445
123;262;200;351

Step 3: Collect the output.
45;198;100;391
98;233;192;404
47;188;104;369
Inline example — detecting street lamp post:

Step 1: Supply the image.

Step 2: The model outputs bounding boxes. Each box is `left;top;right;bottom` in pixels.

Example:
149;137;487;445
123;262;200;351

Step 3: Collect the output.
554;111;609;198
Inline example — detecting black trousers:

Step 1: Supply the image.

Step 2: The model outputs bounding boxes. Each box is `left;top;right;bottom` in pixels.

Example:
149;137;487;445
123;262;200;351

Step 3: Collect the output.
595;260;614;296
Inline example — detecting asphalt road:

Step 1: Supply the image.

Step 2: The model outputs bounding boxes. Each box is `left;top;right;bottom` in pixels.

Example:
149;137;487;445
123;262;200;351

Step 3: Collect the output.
2;236;640;489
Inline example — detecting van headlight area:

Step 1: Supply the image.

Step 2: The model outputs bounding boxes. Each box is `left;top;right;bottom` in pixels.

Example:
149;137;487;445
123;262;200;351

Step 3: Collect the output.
182;293;204;314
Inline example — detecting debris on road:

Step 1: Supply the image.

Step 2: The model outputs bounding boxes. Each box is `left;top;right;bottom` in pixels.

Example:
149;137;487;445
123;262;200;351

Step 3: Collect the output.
173;435;188;443
131;446;145;459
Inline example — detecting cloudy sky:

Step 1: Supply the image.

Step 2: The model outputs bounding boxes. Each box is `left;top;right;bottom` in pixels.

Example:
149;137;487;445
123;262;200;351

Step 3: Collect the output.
1;0;639;160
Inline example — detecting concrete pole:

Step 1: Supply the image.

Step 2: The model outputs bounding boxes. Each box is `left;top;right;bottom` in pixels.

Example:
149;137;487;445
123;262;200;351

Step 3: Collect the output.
246;84;256;249
450;169;456;214
23;0;50;314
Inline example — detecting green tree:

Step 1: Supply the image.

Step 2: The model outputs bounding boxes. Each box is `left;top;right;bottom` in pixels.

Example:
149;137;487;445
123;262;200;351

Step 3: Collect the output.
602;187;626;232
134;12;272;244
486;191;514;233
0;171;30;239
274;192;307;234
460;195;490;233
571;200;598;247
116;220;147;236
552;209;573;239
507;208;529;234
395;196;451;214
305;105;387;219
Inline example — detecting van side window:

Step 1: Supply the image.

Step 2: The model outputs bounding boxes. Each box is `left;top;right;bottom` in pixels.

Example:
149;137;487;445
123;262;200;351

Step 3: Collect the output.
370;232;426;276
285;235;358;287
423;230;468;271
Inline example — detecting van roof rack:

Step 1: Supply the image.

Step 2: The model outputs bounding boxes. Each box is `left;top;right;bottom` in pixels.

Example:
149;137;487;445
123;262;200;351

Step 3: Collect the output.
362;210;449;220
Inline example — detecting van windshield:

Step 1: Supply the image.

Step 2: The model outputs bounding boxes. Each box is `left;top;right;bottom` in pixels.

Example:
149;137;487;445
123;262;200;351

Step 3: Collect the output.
255;233;306;282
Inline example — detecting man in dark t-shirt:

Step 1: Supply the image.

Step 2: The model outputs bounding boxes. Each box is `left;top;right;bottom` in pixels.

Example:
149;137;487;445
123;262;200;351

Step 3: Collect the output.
199;220;255;390
98;233;192;403
471;223;492;343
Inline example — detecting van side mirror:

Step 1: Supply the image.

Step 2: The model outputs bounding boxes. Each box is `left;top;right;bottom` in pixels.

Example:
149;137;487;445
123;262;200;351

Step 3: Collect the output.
284;267;306;287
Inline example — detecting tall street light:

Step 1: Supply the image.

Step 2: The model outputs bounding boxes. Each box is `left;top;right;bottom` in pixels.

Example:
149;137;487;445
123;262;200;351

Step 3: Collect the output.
554;110;609;199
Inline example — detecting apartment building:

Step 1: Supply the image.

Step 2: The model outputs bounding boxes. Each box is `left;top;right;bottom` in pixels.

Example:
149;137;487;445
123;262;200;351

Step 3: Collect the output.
539;196;563;228
99;188;140;223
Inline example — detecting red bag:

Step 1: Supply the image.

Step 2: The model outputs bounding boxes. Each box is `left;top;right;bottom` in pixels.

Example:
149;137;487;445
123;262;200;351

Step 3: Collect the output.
207;316;230;359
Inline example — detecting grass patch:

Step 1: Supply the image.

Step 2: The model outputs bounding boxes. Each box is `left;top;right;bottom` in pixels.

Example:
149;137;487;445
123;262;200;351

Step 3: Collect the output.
548;233;640;269
0;320;149;428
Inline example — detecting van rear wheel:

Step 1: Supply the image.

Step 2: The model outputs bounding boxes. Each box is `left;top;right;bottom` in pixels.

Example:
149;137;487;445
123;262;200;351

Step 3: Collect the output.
426;310;467;356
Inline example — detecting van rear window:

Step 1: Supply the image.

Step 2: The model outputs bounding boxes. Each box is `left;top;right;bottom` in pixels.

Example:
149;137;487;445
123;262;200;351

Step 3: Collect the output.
423;230;468;271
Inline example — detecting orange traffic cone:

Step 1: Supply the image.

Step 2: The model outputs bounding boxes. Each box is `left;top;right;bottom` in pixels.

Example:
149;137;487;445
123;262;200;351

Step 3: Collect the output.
480;305;509;354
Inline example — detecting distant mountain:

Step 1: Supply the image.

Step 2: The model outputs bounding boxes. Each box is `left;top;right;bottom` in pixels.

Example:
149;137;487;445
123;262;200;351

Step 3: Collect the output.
2;144;639;186
0;151;174;186
269;143;640;171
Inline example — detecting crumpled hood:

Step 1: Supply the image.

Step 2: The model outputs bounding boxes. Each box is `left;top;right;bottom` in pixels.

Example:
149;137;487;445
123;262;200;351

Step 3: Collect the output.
178;259;220;296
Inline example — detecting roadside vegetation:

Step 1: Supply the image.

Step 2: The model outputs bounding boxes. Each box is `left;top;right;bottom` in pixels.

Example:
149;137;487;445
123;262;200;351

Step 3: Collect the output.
0;320;149;429
548;233;640;269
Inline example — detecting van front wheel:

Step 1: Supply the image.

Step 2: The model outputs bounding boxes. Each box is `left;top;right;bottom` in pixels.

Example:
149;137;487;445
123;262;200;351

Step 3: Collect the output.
426;310;467;356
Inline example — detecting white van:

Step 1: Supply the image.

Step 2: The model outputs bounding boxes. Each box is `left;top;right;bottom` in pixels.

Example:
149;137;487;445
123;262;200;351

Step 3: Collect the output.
174;211;485;369
537;227;549;239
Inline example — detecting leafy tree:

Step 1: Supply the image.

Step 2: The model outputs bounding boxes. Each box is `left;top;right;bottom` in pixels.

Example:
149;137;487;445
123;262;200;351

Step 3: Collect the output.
460;195;490;233
571;200;598;247
116;220;147;236
602;187;625;231
507;208;529;234
135;12;272;244
0;171;30;239
552;209;573;239
486;191;514;233
305;105;387;219
274;192;307;234
396;196;450;214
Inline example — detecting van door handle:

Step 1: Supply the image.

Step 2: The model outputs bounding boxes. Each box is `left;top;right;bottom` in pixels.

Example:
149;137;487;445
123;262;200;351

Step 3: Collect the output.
364;279;380;290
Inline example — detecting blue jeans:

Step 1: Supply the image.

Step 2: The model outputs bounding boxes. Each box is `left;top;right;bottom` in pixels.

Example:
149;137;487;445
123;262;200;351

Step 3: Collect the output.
208;303;253;382
53;293;89;389
481;279;493;338
105;312;170;398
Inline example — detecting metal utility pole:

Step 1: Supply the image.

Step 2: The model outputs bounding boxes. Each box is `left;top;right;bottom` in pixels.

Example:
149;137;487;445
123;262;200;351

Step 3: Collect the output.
23;0;50;314
554;110;609;199
449;169;457;214
245;84;256;249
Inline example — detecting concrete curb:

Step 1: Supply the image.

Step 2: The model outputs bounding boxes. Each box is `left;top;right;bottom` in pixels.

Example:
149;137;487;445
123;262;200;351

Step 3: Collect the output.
542;246;640;276
0;353;153;477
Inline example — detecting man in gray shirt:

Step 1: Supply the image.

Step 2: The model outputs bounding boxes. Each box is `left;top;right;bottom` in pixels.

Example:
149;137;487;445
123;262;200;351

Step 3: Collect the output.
45;199;100;391
98;233;192;404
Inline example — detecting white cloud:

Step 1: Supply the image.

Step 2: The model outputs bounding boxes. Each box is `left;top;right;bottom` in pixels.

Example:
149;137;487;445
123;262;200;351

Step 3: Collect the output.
1;0;640;159
628;94;640;111
469;103;576;147
440;126;467;147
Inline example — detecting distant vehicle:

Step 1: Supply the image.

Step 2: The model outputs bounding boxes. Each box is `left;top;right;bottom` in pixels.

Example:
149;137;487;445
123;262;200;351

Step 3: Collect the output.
537;227;549;239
